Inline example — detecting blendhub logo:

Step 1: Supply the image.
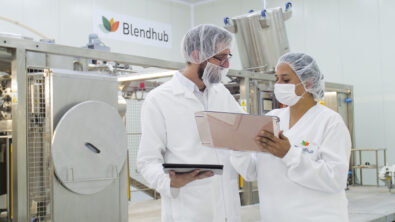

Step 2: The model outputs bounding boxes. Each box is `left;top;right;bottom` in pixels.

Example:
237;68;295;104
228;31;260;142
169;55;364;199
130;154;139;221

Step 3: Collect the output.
99;16;119;33
95;12;171;47
98;15;169;43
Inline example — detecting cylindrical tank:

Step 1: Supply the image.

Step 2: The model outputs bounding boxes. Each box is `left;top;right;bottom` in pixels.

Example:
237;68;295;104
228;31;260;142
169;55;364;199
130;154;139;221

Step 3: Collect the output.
224;3;293;73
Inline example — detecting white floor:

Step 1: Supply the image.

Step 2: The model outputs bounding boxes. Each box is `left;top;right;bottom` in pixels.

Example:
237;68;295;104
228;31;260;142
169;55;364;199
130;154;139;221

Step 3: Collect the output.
347;186;395;222
128;186;395;222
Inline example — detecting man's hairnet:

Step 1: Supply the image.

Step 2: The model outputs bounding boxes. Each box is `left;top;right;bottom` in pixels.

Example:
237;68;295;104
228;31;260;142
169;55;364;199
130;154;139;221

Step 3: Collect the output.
276;52;325;100
181;24;233;64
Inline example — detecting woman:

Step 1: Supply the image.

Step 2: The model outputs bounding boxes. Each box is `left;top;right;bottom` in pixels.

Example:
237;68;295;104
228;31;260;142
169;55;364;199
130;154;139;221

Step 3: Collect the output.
231;52;351;222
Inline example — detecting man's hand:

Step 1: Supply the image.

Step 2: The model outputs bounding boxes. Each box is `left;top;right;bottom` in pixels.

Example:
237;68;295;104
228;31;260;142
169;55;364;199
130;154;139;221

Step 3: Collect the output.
256;130;291;158
169;170;214;188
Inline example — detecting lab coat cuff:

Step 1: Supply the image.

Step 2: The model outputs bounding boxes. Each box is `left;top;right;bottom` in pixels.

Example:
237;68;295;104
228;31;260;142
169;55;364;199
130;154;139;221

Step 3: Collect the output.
281;145;301;167
164;177;180;199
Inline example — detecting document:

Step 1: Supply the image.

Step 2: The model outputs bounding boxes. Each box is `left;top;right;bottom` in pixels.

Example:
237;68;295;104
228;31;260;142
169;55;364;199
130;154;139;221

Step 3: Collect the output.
195;111;280;152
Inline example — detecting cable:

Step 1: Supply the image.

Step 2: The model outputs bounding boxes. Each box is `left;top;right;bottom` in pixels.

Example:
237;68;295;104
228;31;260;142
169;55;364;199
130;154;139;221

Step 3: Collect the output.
0;15;49;39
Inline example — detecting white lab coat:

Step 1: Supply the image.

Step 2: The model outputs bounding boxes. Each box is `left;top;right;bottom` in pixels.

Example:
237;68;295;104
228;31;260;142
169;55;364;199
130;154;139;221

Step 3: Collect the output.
231;104;351;222
137;72;242;222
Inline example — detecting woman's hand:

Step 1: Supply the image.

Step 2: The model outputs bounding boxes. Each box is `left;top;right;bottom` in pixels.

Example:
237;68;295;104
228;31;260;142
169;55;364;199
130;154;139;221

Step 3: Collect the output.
256;130;291;158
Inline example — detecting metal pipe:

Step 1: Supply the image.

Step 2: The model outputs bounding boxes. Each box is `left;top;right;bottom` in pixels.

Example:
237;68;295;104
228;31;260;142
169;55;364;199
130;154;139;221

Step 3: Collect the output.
359;150;362;185
262;0;266;8
376;150;379;186
6;139;10;221
351;151;355;185
10;143;13;220
11;47;29;222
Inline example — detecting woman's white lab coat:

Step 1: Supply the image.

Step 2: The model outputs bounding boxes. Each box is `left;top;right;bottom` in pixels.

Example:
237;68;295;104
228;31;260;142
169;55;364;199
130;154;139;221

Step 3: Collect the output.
137;73;242;222
231;104;351;222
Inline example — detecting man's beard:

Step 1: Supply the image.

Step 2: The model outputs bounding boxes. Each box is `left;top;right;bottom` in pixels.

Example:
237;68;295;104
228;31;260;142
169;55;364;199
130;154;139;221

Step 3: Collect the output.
198;62;207;80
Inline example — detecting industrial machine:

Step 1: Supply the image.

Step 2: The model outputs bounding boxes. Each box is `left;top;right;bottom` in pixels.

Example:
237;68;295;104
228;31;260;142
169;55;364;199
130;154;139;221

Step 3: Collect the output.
0;35;184;221
224;2;292;73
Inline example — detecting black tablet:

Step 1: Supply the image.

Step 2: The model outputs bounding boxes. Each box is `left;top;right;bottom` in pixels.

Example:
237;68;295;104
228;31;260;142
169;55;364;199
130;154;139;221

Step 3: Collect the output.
162;163;223;175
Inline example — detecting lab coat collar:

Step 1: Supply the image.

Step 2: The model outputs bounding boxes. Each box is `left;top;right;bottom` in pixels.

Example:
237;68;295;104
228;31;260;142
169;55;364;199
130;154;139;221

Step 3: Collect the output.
172;72;218;98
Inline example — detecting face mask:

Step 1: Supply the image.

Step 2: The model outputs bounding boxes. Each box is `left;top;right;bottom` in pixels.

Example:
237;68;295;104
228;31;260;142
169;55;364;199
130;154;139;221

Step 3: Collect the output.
274;83;305;106
201;62;229;87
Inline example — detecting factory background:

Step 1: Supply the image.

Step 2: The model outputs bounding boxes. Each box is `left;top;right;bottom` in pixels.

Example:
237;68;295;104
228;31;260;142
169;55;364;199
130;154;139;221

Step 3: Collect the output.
0;0;394;221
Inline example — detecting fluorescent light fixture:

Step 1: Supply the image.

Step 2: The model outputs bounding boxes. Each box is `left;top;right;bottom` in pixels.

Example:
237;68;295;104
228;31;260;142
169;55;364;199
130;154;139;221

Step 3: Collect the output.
117;70;178;82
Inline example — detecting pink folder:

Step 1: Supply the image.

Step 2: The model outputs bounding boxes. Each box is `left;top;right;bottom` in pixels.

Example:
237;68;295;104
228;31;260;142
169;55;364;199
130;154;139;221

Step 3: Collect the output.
195;111;280;152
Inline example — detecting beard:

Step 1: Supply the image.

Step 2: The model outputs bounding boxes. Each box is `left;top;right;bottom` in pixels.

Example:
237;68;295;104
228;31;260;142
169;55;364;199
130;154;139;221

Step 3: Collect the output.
198;62;207;80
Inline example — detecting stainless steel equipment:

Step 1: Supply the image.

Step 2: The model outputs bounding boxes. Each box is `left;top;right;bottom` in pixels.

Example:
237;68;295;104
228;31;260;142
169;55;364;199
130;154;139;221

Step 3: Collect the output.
224;2;293;73
0;36;148;221
0;32;186;221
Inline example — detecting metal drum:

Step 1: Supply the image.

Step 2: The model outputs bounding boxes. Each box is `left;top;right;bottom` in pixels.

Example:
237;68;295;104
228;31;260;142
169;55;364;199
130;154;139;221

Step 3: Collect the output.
52;100;127;195
224;2;293;73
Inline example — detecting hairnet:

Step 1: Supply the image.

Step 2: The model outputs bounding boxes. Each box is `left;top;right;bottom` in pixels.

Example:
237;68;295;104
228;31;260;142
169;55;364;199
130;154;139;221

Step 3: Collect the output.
181;24;233;64
276;52;325;100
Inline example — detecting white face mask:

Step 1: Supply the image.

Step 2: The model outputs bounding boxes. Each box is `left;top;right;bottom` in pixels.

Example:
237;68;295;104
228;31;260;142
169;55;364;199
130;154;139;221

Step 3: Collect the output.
202;62;229;87
274;83;305;106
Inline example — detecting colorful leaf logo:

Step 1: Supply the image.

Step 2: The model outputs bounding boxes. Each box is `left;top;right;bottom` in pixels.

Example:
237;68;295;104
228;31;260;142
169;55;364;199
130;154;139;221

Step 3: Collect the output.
301;140;309;146
99;16;119;33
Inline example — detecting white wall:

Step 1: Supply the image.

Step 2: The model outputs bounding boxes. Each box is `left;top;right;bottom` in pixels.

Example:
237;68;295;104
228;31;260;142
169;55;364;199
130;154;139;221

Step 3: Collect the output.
0;0;191;62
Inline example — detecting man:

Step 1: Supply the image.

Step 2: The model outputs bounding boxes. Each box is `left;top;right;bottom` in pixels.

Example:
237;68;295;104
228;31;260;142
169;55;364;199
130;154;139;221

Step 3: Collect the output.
137;24;242;222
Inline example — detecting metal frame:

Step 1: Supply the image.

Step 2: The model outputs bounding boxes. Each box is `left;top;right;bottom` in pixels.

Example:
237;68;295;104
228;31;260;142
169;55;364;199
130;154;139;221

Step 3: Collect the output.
0;37;185;70
4;136;11;222
11;47;28;222
351;148;387;186
46;70;54;222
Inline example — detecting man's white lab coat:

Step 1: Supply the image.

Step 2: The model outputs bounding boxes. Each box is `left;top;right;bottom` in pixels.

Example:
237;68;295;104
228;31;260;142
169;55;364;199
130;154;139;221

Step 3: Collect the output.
137;72;242;222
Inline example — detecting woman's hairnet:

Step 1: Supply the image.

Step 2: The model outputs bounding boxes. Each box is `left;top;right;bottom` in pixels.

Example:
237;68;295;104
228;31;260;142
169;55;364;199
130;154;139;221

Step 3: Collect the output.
181;24;233;64
276;52;325;100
